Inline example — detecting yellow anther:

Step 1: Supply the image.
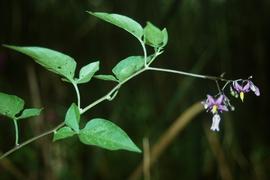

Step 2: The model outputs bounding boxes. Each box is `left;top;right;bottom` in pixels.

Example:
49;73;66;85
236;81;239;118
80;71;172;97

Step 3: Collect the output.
212;105;218;114
240;92;244;102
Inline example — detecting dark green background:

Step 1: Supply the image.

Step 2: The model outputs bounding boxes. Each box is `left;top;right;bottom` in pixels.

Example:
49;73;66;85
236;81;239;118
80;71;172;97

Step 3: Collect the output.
0;0;269;179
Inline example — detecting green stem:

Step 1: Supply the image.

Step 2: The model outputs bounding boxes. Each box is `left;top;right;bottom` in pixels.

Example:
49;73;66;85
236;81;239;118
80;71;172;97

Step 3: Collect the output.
0;122;65;160
12;119;19;146
72;82;81;109
0;46;233;160
147;67;230;82
148;48;162;66
139;39;148;67
81;67;147;114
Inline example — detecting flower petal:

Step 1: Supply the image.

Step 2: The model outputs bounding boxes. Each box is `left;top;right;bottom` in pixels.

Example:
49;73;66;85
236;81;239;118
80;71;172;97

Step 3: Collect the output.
242;82;250;92
207;95;215;104
233;81;243;92
216;95;224;105
249;81;260;96
219;105;228;112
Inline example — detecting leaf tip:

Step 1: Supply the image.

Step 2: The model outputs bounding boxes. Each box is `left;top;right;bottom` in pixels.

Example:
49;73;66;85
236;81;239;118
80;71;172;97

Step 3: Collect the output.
132;146;142;153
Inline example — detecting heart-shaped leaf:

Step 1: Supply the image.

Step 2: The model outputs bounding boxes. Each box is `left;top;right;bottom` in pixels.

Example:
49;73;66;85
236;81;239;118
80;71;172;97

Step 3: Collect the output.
4;45;77;81
88;11;143;40
79;118;141;153
0;92;24;119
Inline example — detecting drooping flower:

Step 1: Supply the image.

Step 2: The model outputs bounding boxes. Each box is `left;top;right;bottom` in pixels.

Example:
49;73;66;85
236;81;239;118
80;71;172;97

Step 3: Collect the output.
202;94;228;132
202;94;228;114
232;80;260;102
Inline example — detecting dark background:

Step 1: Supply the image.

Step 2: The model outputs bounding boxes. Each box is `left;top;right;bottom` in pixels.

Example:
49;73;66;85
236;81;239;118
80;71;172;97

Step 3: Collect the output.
0;0;269;179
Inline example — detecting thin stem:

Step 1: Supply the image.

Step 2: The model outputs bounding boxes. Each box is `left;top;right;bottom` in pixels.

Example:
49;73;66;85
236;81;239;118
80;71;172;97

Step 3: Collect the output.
148;48;162;66
0;122;65;160
0;40;151;160
81;67;147;114
72;82;81;109
222;81;232;91
12;119;19;146
215;80;222;94
147;67;230;82
139;39;148;67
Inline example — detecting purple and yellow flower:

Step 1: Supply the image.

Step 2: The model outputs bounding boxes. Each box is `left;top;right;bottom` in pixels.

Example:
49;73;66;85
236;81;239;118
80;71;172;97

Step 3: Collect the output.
232;80;260;102
202;95;228;114
202;94;228;132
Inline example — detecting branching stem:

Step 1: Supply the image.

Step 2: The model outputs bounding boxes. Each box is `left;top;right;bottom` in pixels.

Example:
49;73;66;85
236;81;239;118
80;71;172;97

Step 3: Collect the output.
0;122;64;160
0;45;233;160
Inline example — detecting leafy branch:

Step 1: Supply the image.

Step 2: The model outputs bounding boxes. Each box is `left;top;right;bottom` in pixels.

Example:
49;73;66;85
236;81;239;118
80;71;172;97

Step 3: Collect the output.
1;11;257;160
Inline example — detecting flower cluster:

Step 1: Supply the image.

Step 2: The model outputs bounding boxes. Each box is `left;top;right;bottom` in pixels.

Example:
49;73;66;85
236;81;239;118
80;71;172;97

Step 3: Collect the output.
202;79;260;132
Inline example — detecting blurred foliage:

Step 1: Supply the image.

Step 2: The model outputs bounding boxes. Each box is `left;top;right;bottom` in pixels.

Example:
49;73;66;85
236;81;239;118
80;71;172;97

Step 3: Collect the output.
0;0;269;179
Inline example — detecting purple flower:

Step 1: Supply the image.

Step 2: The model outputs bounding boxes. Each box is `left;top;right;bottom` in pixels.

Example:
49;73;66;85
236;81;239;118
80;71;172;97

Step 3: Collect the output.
202;94;228;132
202;95;228;114
233;80;260;102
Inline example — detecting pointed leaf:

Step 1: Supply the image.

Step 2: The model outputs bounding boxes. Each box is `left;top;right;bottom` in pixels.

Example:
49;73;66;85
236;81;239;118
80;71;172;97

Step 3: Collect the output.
79;118;141;153
53;126;76;142
161;28;168;48
4;45;77;81
94;74;118;82
112;56;144;82
76;61;99;84
88;11;143;40
0;92;24;119
64;103;80;132
17;108;42;120
144;22;164;48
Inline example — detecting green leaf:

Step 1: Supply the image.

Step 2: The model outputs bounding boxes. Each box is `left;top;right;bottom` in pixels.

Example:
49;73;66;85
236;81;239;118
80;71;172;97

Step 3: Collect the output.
161;28;168;48
79;118;141;153
112;56;144;82
0;92;24;119
64;103;80;133
4;45;77;81
17;108;42;120
94;74;118;82
88;11;143;40
53;126;76;142
76;61;99;84
144;22;168;48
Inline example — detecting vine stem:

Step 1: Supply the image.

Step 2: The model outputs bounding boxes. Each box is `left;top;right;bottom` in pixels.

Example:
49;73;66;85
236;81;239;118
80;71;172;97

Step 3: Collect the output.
0;122;65;160
12;119;19;146
0;58;232;160
81;67;147;114
139;39;148;67
72;82;81;109
146;67;230;82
